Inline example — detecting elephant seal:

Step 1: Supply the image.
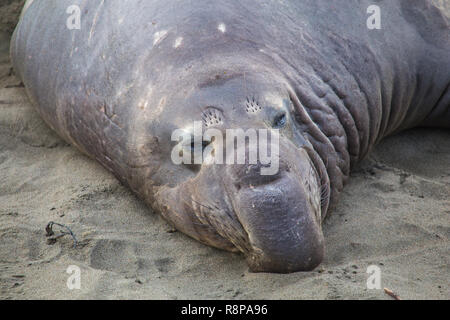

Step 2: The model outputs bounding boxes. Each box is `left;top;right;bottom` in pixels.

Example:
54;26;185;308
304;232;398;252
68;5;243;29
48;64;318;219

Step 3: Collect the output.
11;0;449;273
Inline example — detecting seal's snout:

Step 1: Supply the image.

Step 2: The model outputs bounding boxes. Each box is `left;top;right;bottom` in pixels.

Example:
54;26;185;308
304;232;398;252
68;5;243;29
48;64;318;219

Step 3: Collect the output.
245;208;325;273
231;161;325;273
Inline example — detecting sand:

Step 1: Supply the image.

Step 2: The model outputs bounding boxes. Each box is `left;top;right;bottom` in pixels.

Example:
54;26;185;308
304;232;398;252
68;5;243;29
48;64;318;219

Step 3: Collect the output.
0;4;449;300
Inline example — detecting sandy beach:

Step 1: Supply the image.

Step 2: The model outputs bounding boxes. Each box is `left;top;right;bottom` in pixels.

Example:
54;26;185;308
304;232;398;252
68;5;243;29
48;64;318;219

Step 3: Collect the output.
0;1;448;299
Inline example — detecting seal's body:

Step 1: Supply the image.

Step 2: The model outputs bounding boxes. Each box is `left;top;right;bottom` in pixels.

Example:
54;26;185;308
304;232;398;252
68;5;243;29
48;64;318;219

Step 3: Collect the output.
11;0;449;272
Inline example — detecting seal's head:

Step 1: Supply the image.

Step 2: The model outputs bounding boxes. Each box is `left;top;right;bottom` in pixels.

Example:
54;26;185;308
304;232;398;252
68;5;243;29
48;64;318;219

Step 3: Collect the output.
146;63;329;273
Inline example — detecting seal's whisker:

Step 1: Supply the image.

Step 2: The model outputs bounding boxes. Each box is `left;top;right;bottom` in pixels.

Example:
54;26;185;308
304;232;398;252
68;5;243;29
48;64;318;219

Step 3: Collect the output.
320;183;329;207
190;198;215;211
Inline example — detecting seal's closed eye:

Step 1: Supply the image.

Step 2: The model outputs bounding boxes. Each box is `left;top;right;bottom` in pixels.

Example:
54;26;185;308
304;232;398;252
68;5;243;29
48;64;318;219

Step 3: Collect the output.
190;140;211;153
273;112;287;128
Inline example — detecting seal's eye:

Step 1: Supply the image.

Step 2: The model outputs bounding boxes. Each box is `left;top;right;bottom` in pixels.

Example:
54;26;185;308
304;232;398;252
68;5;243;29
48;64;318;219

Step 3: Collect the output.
273;112;287;128
180;138;212;172
190;140;211;152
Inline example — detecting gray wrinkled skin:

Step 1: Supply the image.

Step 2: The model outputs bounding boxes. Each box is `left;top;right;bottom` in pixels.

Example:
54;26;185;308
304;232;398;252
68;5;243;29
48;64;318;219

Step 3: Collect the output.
11;0;449;273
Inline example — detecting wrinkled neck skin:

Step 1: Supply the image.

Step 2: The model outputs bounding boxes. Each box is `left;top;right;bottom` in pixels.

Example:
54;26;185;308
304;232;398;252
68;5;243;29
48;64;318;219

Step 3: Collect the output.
249;7;449;212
